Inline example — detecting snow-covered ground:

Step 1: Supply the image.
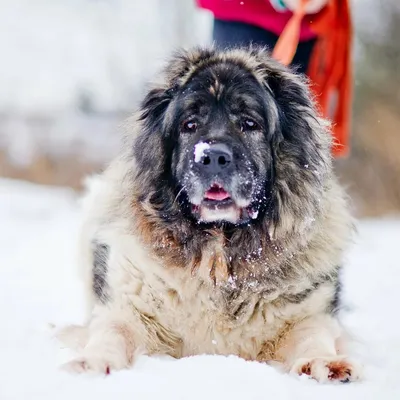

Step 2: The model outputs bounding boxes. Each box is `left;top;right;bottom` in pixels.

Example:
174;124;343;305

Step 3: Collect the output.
1;178;400;399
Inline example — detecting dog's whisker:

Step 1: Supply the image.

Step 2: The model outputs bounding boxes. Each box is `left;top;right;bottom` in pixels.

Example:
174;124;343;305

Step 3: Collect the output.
174;186;186;205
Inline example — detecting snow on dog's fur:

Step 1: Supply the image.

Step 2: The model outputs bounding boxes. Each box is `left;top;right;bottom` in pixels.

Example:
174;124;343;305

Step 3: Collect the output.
57;46;361;383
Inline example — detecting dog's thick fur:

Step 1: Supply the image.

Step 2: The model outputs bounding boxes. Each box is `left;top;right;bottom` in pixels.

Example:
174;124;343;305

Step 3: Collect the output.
58;47;361;383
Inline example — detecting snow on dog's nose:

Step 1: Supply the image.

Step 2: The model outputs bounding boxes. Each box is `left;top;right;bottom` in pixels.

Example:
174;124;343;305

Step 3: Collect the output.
194;142;233;176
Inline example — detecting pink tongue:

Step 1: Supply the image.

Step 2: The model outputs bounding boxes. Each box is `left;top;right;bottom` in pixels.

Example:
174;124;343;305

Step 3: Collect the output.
204;186;230;201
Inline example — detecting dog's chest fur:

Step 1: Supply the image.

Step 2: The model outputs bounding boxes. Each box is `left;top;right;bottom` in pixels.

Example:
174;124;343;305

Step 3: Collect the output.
104;231;332;360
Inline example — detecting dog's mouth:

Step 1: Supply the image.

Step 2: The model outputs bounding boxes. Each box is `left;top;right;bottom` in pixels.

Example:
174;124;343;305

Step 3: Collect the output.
204;184;231;202
191;183;259;224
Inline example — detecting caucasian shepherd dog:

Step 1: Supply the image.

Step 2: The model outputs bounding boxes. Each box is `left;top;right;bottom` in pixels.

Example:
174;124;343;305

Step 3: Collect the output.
58;47;361;383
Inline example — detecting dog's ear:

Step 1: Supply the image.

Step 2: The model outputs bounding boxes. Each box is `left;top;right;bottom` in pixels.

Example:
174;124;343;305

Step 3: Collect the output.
134;85;178;182
253;50;331;165
139;86;177;132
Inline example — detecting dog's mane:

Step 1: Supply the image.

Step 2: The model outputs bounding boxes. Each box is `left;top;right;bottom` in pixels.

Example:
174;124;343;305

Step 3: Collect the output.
116;46;349;293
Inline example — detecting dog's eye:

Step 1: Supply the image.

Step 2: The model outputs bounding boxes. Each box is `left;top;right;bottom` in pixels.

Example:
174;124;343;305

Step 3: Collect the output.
182;120;198;133
241;119;259;132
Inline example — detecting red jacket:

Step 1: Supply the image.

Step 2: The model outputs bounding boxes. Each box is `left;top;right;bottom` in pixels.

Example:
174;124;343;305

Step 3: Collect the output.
197;0;321;41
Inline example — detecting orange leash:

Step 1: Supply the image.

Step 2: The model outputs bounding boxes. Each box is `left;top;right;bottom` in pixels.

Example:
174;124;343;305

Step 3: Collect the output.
272;0;352;158
272;0;309;66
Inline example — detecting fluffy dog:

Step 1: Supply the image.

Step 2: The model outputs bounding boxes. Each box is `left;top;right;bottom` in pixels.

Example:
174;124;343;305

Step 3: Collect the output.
58;46;361;383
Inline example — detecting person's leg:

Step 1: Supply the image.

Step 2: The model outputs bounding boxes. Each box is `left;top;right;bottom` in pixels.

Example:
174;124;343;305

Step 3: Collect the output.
212;18;316;75
291;38;316;74
213;19;279;52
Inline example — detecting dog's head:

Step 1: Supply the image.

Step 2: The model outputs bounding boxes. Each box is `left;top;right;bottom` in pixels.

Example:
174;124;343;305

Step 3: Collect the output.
168;55;276;225
132;47;332;236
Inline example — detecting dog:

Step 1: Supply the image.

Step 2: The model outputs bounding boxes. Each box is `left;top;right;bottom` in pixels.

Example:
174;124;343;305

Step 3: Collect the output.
58;46;361;383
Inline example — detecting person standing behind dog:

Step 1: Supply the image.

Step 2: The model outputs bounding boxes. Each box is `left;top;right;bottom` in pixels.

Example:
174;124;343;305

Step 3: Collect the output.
196;0;352;158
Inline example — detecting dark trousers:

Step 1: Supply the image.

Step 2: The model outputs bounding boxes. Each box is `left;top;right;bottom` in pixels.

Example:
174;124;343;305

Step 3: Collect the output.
212;19;316;75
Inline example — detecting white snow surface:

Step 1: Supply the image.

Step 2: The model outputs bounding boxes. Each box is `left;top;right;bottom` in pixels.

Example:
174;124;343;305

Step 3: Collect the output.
1;178;400;399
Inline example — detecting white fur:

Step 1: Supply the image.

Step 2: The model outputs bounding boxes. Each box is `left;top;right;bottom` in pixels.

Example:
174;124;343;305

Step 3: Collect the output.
199;204;240;223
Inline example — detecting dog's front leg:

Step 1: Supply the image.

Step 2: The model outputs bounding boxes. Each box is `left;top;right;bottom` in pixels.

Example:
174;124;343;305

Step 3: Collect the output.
276;314;362;383
61;305;140;375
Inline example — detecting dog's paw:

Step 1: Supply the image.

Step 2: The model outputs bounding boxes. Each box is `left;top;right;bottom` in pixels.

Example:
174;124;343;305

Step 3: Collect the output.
61;357;114;375
290;356;362;383
61;353;131;375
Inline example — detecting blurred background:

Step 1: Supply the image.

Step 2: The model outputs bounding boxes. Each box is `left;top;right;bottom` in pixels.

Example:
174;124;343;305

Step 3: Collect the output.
1;0;399;218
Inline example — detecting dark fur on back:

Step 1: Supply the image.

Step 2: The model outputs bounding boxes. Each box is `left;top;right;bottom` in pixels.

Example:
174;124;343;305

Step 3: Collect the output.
92;241;109;303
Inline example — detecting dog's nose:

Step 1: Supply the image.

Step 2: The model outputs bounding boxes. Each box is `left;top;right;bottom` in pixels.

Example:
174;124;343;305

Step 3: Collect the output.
195;143;233;174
